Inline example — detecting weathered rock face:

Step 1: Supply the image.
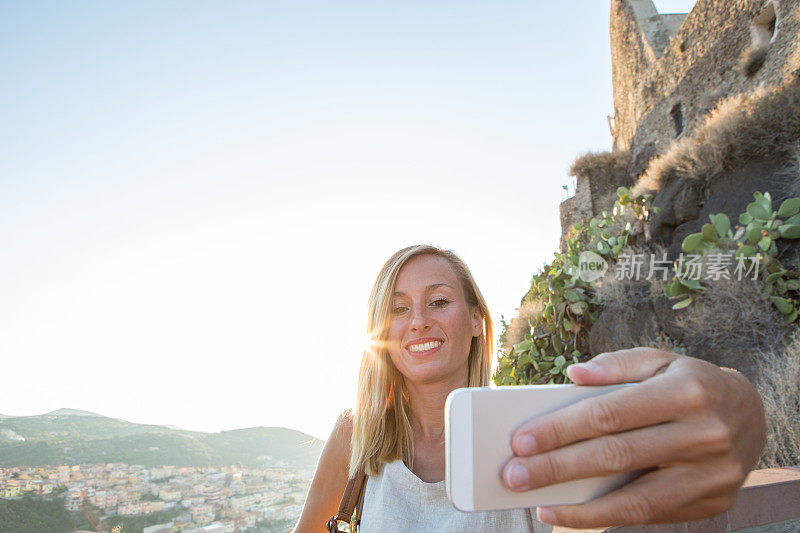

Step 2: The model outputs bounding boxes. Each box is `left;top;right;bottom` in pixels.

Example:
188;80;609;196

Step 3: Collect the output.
649;157;799;258
562;151;800;383
780;237;800;271
543;1;800;388
652;294;688;345
563;0;800;248
588;282;789;383
627;141;659;181
648;177;704;249
611;0;800;155
589;300;660;355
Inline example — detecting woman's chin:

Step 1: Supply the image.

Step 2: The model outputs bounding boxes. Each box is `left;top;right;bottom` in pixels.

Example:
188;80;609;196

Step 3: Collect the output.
400;359;460;385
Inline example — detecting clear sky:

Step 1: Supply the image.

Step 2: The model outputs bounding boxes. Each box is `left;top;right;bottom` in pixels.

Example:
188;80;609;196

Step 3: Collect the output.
0;0;696;440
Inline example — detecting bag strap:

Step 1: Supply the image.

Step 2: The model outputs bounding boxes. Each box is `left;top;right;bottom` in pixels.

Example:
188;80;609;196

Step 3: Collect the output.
326;467;367;532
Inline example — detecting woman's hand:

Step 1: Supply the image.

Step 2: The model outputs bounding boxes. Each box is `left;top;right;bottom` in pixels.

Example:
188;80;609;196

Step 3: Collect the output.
500;348;766;528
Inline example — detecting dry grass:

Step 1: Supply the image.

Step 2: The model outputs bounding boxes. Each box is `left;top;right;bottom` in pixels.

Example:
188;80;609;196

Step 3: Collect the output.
590;255;798;468
570;150;631;179
502;299;544;352
592;271;652;319
634;78;800;195
590;243;666;310
571;150;632;212
645;247;671;304
589;246;687;357
757;331;800;468
674;276;791;354
640;331;687;355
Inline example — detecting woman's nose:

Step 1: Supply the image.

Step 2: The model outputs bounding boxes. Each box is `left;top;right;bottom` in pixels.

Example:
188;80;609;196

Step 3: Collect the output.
409;305;431;331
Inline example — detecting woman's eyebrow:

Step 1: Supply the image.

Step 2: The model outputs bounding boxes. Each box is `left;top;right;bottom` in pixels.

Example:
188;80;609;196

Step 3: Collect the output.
392;283;455;297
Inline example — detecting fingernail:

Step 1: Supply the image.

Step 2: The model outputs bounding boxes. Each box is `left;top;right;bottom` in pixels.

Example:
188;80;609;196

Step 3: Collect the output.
537;507;558;525
514;433;537;455
505;463;530;490
576;360;601;372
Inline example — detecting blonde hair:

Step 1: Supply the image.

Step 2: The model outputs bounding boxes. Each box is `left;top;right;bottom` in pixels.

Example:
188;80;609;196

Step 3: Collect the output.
349;244;493;477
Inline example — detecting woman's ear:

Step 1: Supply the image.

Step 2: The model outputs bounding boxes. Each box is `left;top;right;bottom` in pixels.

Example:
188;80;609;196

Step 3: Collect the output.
470;306;483;337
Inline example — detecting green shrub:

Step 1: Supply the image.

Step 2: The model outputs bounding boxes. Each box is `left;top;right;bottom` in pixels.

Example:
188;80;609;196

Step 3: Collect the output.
494;187;658;385
665;192;800;322
495;190;800;386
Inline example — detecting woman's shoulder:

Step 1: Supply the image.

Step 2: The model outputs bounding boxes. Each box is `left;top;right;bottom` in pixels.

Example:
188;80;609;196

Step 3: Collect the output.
328;408;353;453
291;409;354;531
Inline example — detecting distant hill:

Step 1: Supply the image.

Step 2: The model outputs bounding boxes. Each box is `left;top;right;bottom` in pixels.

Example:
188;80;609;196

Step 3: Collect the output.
0;409;323;469
42;408;103;417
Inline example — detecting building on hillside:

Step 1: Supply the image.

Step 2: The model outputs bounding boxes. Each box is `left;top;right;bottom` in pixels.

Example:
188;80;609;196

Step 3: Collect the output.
142;523;173;533
3;480;21;499
65;487;87;511
191;502;215;523
117;501;142;516
159;487;182;501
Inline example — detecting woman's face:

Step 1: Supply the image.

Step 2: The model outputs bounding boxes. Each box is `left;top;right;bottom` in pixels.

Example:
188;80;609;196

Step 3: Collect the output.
386;254;483;386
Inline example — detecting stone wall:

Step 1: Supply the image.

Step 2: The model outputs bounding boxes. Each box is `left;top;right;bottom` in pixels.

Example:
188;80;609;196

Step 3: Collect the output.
559;195;591;250
561;0;800;241
551;466;800;533
611;0;800;161
559;151;632;250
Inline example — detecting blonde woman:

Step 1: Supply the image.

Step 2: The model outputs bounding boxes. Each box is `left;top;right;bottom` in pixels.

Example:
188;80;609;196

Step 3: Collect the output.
294;245;765;531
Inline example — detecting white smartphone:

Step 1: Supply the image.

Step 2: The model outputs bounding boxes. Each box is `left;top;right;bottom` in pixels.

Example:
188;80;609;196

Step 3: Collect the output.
445;383;641;512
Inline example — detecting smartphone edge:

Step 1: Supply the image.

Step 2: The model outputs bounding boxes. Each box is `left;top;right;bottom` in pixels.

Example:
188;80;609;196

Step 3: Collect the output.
445;387;474;512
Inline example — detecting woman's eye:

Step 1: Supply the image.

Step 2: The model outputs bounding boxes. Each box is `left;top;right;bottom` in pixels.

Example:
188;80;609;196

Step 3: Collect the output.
391;306;408;315
431;298;449;307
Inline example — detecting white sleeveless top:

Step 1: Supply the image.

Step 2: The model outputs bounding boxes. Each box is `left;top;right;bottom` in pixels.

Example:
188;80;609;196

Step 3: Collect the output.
359;460;553;532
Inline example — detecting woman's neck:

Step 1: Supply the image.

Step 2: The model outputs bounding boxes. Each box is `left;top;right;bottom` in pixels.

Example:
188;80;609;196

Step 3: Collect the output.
405;367;469;445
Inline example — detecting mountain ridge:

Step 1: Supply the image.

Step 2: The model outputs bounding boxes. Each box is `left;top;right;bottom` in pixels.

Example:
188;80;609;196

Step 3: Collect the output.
42;408;103;417
0;409;323;469
1;410;319;437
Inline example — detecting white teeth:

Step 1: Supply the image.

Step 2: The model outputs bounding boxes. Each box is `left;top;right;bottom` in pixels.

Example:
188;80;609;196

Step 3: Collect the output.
408;341;443;353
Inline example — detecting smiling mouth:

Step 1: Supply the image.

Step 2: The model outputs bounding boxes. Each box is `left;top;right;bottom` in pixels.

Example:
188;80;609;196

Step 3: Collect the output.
406;339;444;355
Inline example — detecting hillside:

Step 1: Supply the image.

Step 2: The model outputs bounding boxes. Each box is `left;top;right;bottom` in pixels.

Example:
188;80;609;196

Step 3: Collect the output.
42;409;103;417
0;410;323;469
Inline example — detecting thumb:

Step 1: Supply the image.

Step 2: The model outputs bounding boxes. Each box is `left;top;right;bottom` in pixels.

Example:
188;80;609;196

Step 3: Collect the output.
566;347;680;385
